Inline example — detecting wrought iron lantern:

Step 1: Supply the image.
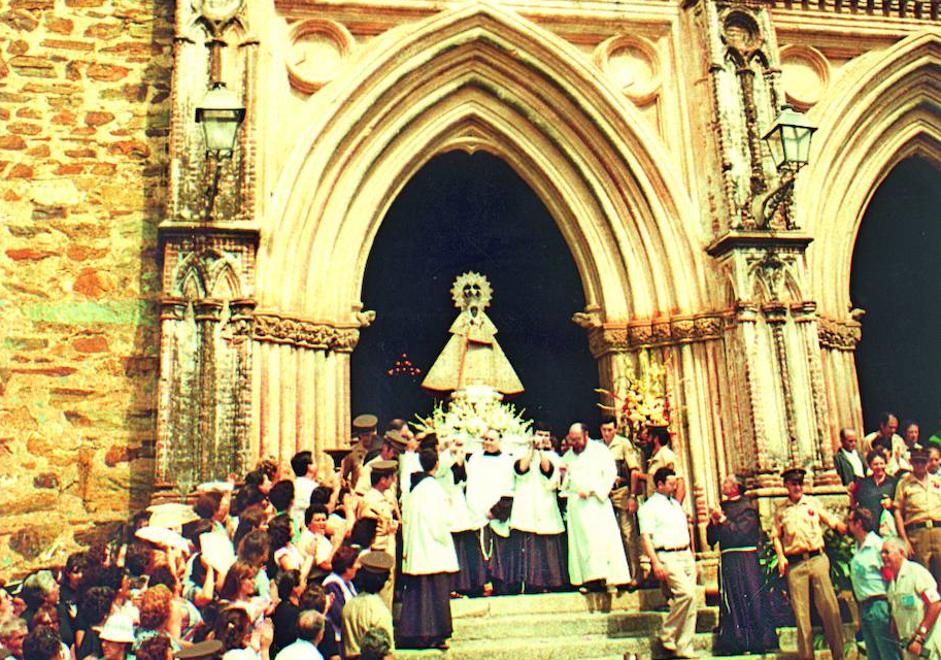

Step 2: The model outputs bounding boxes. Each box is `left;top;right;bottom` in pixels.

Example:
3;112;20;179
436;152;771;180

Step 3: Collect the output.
195;82;245;157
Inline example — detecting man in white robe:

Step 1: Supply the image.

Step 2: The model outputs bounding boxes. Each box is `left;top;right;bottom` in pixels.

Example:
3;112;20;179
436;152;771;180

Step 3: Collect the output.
399;449;459;649
561;422;631;592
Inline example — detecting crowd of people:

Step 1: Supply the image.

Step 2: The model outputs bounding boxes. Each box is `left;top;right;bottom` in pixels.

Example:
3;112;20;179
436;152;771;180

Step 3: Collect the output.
1;410;939;659
709;411;941;660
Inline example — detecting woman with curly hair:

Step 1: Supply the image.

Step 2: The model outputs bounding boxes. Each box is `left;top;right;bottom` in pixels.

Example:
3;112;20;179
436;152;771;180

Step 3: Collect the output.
265;515;312;580
134;585;178;653
135;633;172;660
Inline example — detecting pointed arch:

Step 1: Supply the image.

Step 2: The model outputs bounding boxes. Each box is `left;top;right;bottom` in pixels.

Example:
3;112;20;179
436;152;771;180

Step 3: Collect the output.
801;31;941;317
260;2;703;324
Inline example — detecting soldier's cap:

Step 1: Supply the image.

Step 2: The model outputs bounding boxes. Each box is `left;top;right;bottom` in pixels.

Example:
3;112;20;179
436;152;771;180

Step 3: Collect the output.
359;550;394;573
383;429;407;450
781;467;806;483
173;640;224;659
371;460;397;475
353;414;378;431
910;446;930;462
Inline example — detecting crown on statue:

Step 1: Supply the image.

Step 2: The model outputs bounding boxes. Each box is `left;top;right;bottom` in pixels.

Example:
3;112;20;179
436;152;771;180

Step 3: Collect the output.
450;271;493;310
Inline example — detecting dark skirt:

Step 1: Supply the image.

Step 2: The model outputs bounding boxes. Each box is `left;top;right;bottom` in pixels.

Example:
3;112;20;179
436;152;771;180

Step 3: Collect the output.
517;530;568;591
487;529;517;584
397;572;453;644
716;549;780;654
451;529;487;593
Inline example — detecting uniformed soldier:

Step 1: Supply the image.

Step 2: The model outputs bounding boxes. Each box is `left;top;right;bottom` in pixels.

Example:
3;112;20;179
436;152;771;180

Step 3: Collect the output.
894;446;941;583
357;460;400;610
771;467;847;660
599;416;643;588
341;413;379;488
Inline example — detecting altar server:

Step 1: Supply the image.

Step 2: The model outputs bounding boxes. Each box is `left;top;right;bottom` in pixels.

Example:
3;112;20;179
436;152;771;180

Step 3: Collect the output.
509;424;567;592
464;429;517;594
399;449;459;650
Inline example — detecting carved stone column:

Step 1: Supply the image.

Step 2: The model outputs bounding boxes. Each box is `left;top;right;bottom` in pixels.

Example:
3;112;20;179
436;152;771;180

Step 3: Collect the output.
576;310;728;549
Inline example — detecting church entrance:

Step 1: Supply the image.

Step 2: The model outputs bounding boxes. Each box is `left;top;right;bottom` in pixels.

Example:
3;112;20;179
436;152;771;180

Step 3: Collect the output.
352;152;598;435
851;157;941;432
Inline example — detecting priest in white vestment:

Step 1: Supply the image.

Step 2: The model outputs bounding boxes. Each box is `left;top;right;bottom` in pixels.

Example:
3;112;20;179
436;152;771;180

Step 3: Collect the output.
399;448;459;650
560;422;632;591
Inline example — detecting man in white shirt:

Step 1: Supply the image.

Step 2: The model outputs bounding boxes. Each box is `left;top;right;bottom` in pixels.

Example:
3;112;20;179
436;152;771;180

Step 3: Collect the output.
275;610;325;660
291;451;319;528
882;535;941;659
639;467;698;658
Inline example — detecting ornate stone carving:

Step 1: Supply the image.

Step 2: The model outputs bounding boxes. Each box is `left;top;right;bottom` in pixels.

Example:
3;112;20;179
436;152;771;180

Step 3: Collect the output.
817;316;863;351
593;35;661;106
583;312;728;357
195;0;245;27
719;9;763;60
287;19;354;94
571;307;603;330
252;313;367;353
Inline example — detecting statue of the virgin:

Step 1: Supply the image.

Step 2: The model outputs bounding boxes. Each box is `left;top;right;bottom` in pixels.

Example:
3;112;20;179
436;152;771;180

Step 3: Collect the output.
422;272;524;395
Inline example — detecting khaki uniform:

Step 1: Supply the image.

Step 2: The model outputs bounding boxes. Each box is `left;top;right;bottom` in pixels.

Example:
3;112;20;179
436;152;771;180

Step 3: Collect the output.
360;487;399;610
895;472;941;582
772;495;844;660
341;592;393;658
606;435;643;581
341;443;370;489
646;445;680;494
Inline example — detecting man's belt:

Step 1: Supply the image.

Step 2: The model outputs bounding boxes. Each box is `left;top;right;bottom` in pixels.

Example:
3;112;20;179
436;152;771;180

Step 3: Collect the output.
906;519;941;531
861;594;888;607
785;548;822;565
655;545;690;553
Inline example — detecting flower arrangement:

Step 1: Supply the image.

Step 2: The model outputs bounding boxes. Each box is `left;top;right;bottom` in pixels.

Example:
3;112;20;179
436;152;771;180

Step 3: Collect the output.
596;359;671;441
415;385;533;453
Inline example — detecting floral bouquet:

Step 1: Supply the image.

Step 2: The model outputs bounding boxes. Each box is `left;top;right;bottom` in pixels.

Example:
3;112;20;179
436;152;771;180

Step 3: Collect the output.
596;360;671;442
415;385;533;453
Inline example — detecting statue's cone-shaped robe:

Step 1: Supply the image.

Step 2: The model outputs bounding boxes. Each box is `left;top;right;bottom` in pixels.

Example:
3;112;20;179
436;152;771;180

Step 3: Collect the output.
422;307;523;395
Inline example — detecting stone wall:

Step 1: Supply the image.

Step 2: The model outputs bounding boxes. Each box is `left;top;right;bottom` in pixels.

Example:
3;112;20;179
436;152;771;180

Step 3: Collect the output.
0;0;172;576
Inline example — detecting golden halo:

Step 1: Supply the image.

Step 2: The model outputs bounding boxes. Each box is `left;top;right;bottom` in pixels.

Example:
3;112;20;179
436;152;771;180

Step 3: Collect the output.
450;272;493;309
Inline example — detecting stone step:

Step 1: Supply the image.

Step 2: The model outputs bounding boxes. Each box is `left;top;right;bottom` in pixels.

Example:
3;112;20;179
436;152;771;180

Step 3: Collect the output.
395;630;783;660
396;628;856;660
449;607;720;641
447;587;706;619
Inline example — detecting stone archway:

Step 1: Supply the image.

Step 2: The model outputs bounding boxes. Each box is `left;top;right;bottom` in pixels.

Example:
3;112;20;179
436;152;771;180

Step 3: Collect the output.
800;32;941;432
250;4;705;459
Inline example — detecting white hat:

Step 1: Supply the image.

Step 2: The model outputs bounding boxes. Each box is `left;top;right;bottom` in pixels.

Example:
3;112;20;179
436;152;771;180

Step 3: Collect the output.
135;525;190;552
98;613;135;643
196;481;234;493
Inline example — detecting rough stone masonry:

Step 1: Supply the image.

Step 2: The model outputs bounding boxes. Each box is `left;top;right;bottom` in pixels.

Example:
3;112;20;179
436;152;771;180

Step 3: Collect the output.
0;0;173;576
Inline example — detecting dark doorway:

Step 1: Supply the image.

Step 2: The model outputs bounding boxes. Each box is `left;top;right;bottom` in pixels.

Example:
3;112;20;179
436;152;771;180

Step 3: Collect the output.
351;151;598;436
850;157;941;435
